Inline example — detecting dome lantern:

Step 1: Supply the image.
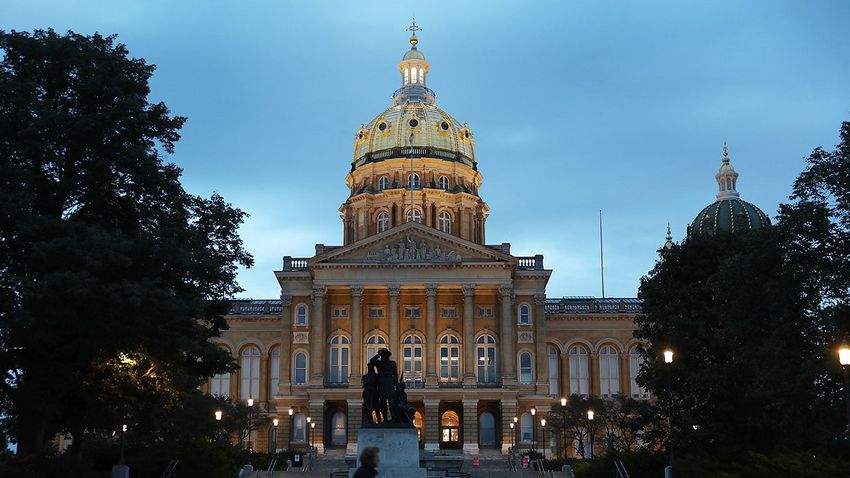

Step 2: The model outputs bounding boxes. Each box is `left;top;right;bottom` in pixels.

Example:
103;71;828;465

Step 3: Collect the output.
715;142;740;201
394;19;435;105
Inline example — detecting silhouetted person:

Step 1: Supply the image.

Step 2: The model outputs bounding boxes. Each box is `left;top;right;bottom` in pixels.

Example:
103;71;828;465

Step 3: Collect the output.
353;447;380;478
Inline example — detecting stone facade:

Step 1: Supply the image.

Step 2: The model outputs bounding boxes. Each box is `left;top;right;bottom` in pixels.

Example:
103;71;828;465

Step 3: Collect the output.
205;28;646;457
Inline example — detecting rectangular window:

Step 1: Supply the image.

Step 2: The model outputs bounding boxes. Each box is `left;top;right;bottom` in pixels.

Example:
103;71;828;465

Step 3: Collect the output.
404;306;421;318
332;306;348;318
441;307;457;318
368;307;385;318
478;306;493;318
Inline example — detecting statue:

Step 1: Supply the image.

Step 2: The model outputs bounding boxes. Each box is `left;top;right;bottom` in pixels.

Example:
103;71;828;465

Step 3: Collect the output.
362;348;414;427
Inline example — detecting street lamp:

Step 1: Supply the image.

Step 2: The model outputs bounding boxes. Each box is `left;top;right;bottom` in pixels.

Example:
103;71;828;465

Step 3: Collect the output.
119;424;127;465
839;343;850;438
540;419;547;459
587;410;595;478
310;422;316;451
560;397;567;459
513;416;518;450
288;408;294;450
530;408;537;454
663;348;674;474
272;418;279;455
247;397;254;464
510;422;515;448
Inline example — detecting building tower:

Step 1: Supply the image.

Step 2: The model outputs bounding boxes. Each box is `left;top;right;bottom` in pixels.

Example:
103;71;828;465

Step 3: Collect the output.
341;26;489;245
688;143;771;238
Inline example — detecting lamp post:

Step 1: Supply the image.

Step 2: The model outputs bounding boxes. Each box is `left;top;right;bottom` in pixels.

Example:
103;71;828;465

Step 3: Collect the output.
560;397;567;459
587;410;595;478
247;397;255;466
530;407;537;454
310;422;316;452
288;408;294;450
272;418;279;455
215;410;223;443
510;422;515;449
664;349;674;475
540;419;547;459
840;344;850;438
119;424;127;465
306;416;311;449
513;416;518;451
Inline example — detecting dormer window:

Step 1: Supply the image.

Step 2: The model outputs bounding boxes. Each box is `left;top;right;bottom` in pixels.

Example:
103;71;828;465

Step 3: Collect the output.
378;176;389;191
438;176;449;191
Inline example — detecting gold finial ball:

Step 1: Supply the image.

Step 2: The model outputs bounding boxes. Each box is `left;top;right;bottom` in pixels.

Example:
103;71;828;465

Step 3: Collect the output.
409;34;418;46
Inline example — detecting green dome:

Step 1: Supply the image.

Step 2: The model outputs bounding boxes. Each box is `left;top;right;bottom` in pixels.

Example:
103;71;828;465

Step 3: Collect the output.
403;47;425;61
688;198;770;238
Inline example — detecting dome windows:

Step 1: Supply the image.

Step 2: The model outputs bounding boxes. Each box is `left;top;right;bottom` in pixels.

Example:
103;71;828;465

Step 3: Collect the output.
378;122;387;131
409;118;419;128
378;176;389;192
438;176;449;191
438;211;452;233
406;208;423;223
377;211;390;233
408;173;421;190
441;121;449;131
411;67;418;84
404;68;409;85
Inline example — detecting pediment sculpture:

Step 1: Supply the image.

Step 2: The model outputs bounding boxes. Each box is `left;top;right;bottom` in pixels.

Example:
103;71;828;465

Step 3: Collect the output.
363;234;462;263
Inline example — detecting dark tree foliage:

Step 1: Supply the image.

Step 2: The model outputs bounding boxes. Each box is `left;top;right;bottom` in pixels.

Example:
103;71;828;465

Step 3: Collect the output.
0;30;253;455
635;118;850;456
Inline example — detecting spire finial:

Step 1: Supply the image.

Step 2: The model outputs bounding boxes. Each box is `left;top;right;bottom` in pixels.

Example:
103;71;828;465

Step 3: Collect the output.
664;222;675;250
715;141;740;200
407;17;421;47
722;141;730;164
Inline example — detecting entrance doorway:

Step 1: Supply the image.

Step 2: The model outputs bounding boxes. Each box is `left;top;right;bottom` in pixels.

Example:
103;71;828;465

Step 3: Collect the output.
479;411;496;447
331;411;347;447
441;410;460;448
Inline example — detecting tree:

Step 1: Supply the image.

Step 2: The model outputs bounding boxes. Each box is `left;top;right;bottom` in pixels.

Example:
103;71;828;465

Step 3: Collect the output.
548;395;604;459
0;29;253;455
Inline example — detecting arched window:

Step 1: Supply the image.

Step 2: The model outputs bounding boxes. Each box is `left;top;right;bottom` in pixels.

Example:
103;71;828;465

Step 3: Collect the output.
414;410;425;443
599;345;620;398
378;176;389;191
476;334;497;383
377;211;390;233
408;173;420;190
269;347;280;397
441;410;460;445
519;352;534;384
519;304;531;324
331;411;347;446
568;345;589;396
418;68;424;84
406;208;423;223
211;372;230;398
294;352;308;385
330;335;350;384
438;211;451;233
293;413;306;442
411;67;418;83
295;304;308;325
520;413;533;443
630;347;648;399
404;68;409;85
438;176;449;190
439;335;461;382
240;346;260;400
548;345;560;396
402;335;424;386
365;333;387;366
479;411;496;446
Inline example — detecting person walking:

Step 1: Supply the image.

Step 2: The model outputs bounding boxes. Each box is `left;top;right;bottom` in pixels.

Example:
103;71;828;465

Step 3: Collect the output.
353;447;380;478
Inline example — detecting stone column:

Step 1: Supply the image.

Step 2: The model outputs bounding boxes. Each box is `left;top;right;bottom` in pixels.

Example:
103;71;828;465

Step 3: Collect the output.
424;399;440;452
278;294;292;394
310;286;325;386
590;352;600;397
346;399;363;453
308;399;325;454
534;293;550;395
561;355;571;397
388;285;400;357
462;399;479;455
462;284;476;386
349;285;363;385
620;354;630;397
425;284;438;386
499;286;515;385
501;399;517;455
258;355;269;402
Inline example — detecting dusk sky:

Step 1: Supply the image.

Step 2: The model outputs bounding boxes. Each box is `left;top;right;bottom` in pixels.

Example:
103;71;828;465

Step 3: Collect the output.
6;1;850;299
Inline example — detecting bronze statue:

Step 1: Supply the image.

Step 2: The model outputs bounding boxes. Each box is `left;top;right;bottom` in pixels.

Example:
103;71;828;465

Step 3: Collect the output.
362;348;414;427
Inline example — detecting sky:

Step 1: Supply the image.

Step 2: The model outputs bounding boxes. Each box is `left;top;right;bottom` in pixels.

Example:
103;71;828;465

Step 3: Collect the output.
5;0;850;299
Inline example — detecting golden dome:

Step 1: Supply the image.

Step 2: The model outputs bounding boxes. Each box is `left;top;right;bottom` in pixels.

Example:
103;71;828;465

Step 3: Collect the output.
352;102;475;171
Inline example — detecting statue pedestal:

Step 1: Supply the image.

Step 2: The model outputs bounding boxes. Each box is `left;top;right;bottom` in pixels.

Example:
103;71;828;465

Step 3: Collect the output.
350;427;425;478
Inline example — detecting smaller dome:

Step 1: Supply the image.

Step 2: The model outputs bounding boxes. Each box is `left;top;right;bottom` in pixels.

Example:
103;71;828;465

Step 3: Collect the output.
689;198;770;238
403;47;426;61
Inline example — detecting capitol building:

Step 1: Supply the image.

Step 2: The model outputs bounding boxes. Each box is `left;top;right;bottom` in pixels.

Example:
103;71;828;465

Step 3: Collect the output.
204;27;767;457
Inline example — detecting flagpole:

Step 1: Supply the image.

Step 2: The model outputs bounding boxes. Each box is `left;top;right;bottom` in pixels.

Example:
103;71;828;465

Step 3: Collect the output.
599;210;605;299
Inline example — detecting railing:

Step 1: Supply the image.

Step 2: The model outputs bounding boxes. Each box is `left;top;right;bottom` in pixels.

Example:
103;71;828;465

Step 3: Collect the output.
614;459;631;478
353;145;476;171
159;460;178;478
544;297;643;314
228;300;282;315
282;256;309;271
516;254;544;270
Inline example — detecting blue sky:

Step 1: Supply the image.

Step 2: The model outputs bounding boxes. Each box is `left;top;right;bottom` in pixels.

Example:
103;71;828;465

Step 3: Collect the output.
5;1;850;299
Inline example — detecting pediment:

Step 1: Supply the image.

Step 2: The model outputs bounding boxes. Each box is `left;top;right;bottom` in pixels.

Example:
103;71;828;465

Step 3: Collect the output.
311;222;514;266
